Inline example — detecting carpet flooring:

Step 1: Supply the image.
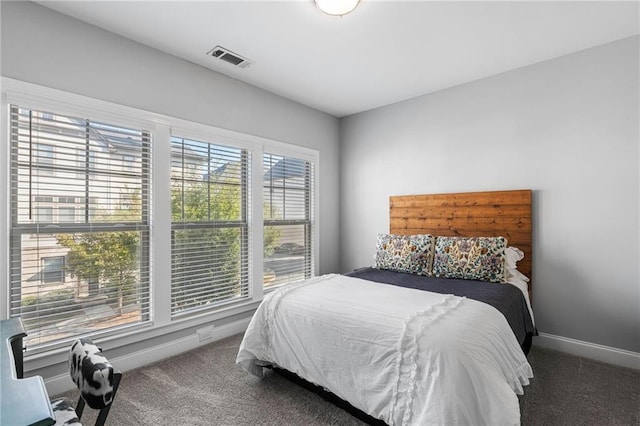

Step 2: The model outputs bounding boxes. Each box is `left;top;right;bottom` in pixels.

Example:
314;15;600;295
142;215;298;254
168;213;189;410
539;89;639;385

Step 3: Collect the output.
54;333;640;425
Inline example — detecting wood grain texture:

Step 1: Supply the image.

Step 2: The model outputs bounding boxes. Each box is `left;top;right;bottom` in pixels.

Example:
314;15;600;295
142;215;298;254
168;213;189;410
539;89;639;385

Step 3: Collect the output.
390;189;532;296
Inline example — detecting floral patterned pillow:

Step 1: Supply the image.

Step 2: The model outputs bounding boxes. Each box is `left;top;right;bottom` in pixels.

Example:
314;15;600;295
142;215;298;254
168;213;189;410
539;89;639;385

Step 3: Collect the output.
433;236;507;283
373;234;435;276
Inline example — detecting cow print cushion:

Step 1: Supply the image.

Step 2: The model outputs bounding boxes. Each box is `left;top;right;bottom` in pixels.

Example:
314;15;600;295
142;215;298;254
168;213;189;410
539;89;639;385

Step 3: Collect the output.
51;398;82;426
69;338;115;409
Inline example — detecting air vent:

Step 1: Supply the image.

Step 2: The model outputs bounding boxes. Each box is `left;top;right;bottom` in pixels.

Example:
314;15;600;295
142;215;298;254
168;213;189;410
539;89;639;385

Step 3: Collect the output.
207;46;253;69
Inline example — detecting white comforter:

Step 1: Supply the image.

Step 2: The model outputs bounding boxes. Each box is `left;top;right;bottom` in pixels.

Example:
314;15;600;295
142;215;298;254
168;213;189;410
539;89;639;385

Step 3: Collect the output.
237;274;533;426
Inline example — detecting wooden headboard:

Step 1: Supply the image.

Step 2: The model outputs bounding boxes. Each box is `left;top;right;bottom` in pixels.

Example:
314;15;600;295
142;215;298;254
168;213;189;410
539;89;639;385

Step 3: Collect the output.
389;189;532;288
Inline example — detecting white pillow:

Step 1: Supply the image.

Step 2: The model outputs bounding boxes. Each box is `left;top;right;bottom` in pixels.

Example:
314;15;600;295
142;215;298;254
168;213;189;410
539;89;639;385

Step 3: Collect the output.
508;268;529;285
505;246;524;271
504;247;528;282
503;246;534;325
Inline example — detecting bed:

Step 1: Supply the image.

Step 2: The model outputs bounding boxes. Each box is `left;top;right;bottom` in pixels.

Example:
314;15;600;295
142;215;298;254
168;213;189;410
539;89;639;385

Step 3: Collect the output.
237;189;535;425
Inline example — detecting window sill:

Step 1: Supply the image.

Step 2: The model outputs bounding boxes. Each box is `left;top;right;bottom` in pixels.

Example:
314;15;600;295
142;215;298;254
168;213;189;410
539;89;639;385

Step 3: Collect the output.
24;298;261;371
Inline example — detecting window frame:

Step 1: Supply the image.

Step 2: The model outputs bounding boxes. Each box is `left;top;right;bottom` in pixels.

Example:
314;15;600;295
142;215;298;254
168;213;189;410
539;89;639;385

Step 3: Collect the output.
263;153;316;289
1;77;319;361
7;103;153;352
169;135;251;317
41;256;65;284
33;142;55;175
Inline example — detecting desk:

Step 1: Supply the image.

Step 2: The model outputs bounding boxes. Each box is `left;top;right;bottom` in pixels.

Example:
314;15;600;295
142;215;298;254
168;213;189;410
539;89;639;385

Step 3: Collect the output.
0;318;55;426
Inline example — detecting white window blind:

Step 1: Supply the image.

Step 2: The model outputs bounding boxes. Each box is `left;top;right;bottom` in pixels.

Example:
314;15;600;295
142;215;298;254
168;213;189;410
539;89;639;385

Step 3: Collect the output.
263;153;314;288
9;105;151;351
170;137;250;316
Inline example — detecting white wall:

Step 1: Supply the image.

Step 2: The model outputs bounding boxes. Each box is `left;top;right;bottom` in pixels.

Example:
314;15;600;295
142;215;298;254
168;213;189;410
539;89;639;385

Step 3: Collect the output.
340;36;640;354
0;0;341;276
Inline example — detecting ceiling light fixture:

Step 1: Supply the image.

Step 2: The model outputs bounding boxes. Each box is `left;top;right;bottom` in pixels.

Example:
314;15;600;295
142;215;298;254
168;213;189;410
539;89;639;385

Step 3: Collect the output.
314;0;360;16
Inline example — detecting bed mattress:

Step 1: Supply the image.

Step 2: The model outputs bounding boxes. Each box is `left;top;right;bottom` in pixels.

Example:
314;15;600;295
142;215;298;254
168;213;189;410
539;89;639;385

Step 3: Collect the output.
237;273;533;425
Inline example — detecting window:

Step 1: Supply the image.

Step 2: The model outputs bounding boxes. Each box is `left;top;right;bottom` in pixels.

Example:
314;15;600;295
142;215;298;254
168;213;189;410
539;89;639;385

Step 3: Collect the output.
122;154;135;172
58;206;76;222
34;143;55;176
35;206;53;222
41;256;65;284
9;105;151;350
3;80;320;356
263;153;314;287
170;136;250;316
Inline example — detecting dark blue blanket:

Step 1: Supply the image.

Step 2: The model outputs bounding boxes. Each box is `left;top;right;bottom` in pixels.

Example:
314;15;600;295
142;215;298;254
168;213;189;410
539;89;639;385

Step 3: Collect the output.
345;267;536;353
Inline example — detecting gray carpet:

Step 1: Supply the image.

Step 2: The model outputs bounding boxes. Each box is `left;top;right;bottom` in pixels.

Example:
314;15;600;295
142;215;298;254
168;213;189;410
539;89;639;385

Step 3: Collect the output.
55;334;640;425
519;344;640;426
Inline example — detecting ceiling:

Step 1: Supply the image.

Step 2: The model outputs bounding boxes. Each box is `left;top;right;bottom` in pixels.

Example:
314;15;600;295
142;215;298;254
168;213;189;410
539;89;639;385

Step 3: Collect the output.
37;1;639;118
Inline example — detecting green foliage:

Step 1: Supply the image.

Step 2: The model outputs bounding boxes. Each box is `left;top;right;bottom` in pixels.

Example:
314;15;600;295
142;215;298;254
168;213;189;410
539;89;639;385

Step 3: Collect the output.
20;290;77;328
171;166;247;312
22;289;74;308
55;231;139;312
263;200;282;257
55;189;141;314
264;224;281;258
55;160;283;315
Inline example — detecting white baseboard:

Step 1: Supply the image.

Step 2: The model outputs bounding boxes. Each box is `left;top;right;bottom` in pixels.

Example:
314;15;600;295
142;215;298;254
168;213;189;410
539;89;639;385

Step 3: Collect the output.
534;332;640;370
45;317;251;396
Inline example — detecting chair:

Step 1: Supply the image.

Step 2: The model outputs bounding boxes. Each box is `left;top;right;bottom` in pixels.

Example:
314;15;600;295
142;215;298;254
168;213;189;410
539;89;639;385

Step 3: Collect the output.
50;338;122;426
